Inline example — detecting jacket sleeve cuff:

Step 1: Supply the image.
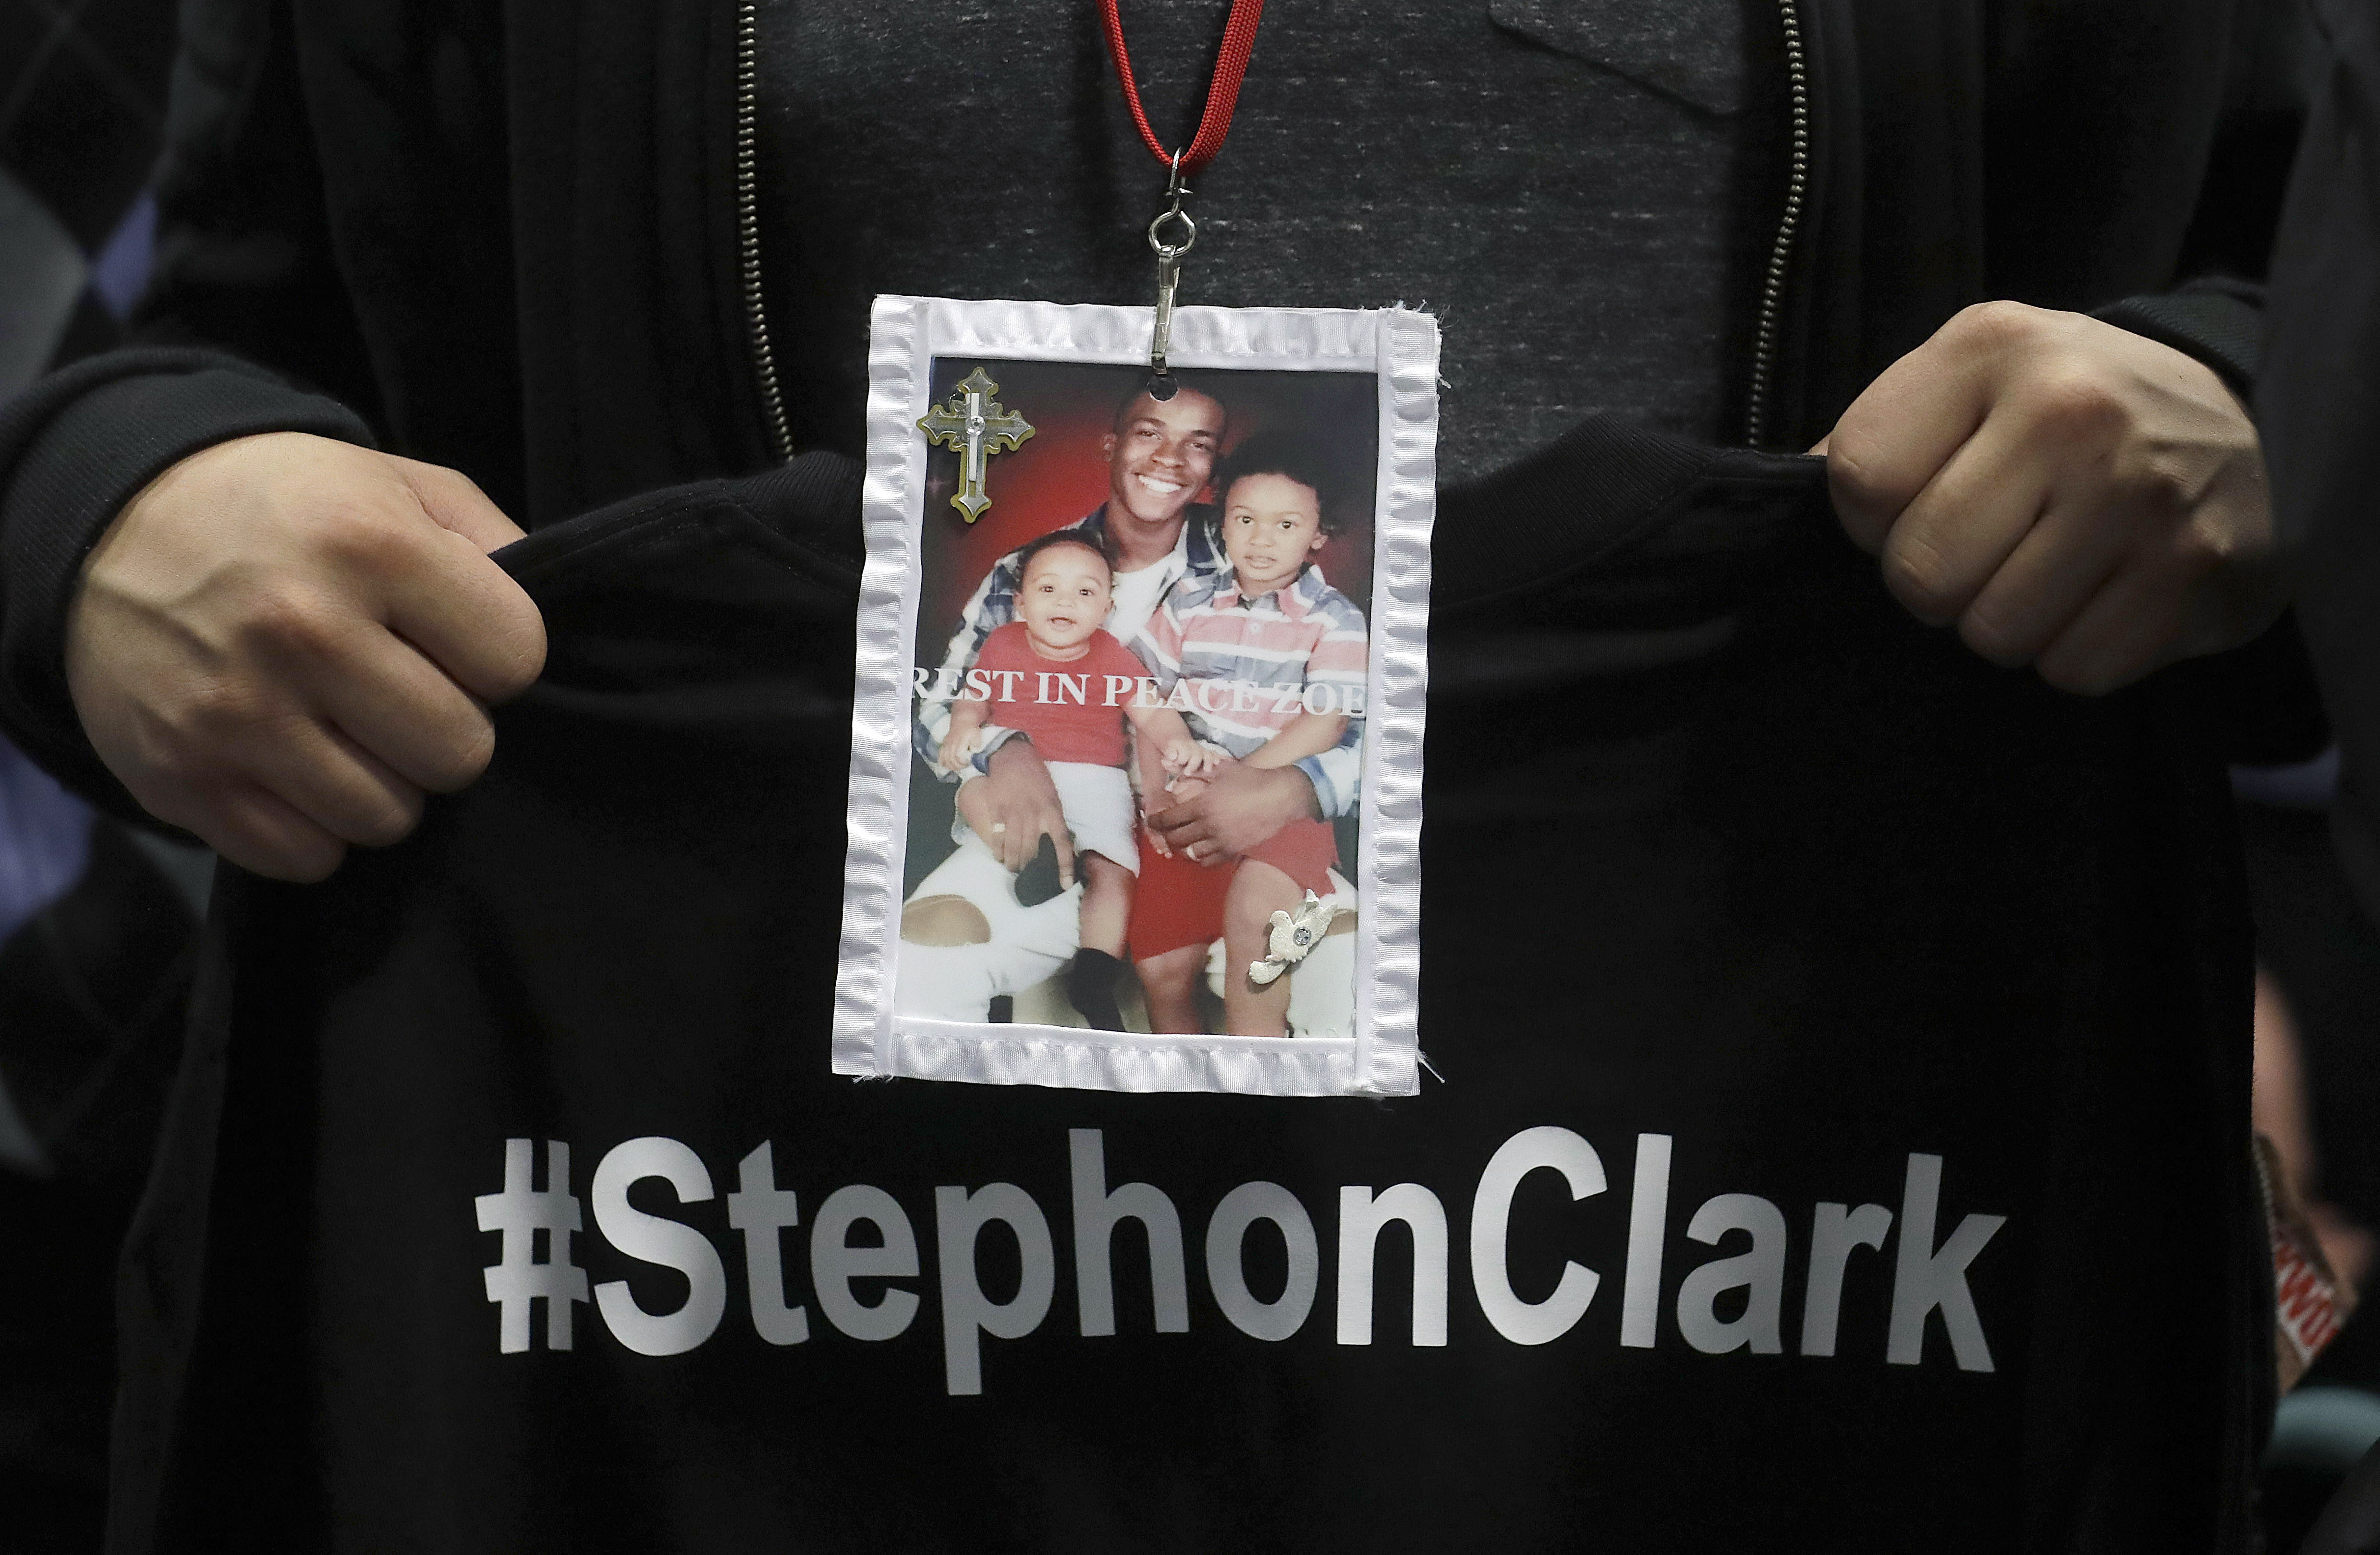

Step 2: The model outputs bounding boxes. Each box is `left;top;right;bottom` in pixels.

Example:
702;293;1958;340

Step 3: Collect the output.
2091;279;2264;402
0;349;377;820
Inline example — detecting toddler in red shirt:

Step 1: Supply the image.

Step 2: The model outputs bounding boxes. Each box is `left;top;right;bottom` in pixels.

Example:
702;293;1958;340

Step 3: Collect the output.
937;532;1202;1029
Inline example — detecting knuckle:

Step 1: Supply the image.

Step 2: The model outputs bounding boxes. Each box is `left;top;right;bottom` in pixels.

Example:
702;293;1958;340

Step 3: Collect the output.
137;743;220;804
389;453;458;491
2036;654;2121;698
121;769;218;835
1880;532;1965;621
2166;516;2239;579
1823;436;1914;553
177;671;268;740
2024;366;2127;433
1951;299;2050;353
477;595;549;703
349;790;425;849
215;814;345;883
1956;605;2037;668
1826;438;1889;511
308;498;412;571
419;719;497;793
236;584;345;662
275;837;349;884
2124;451;2205;516
486;640;546;702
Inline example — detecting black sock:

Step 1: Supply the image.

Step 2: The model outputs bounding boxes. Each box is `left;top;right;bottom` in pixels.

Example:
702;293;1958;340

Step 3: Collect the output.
1067;949;1126;1032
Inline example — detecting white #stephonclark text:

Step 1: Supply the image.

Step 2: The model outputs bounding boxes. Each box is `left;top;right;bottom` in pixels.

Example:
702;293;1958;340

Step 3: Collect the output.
475;1127;2005;1396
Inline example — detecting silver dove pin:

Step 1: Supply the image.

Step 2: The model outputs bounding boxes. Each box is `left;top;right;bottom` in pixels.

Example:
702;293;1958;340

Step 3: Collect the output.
1247;891;1340;986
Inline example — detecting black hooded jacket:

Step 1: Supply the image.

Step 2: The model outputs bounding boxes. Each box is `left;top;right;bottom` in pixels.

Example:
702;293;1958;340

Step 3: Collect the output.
0;8;2322;1553
0;0;2283;814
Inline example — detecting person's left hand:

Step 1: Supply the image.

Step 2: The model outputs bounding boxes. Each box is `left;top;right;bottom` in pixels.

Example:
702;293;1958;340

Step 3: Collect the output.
1146;762;1318;866
1823;301;2285;695
1162;739;1218;779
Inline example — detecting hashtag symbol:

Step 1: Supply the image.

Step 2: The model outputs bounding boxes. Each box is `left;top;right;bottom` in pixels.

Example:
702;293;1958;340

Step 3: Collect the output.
475;1139;589;1353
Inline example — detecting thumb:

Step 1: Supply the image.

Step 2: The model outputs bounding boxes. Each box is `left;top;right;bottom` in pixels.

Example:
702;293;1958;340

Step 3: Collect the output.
393;455;527;554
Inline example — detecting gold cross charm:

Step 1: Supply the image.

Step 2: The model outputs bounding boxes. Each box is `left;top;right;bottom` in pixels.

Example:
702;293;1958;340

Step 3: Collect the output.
917;367;1036;523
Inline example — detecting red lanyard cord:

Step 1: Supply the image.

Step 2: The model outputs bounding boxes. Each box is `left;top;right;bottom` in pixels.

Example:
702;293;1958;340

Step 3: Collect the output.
1096;0;1266;179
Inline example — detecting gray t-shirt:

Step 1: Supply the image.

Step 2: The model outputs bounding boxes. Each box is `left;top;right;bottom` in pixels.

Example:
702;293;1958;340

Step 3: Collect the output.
757;0;1787;481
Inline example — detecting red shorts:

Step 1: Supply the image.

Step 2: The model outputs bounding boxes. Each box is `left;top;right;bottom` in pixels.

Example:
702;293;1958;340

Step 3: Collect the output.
1129;818;1340;960
1244;816;1339;897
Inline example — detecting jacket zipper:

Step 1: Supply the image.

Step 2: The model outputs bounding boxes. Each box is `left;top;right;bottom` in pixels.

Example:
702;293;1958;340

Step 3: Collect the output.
737;0;793;464
737;0;1815;458
1745;0;1810;449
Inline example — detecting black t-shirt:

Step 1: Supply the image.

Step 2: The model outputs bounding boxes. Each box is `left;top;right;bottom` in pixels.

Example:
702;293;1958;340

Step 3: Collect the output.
115;425;2266;1553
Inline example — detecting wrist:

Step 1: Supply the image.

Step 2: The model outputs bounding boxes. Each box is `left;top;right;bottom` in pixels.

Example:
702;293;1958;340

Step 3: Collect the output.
1275;763;1321;820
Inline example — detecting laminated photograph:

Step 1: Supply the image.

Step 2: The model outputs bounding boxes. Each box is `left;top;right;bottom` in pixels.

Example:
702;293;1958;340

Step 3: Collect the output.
836;296;1439;1096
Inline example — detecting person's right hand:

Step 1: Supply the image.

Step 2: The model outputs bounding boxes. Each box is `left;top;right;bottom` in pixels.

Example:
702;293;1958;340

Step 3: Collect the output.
65;432;546;881
1142;772;1208;859
965;737;1075;887
1146;761;1316;866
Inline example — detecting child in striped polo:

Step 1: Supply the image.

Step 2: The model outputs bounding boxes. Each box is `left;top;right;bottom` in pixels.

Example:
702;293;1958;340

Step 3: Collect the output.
1129;430;1370;1037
